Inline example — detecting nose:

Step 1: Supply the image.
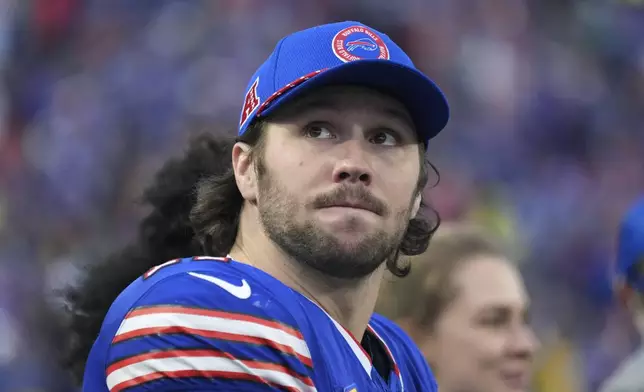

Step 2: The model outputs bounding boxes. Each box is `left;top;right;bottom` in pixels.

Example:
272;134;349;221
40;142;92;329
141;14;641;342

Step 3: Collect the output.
508;326;539;359
331;142;372;186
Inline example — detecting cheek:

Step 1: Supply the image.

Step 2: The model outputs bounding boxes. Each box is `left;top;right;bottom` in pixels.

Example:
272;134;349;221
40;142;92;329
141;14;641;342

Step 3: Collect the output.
381;173;418;211
276;150;327;185
431;319;506;372
263;151;315;192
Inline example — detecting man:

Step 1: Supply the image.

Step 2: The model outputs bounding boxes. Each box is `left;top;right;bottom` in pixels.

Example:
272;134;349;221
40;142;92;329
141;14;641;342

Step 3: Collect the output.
599;198;644;392
78;21;449;391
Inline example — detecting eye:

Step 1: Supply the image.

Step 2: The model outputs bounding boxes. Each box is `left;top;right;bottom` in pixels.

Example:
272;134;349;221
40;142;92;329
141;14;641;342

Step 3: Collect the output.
481;315;507;328
369;130;398;146
478;307;511;329
303;123;335;139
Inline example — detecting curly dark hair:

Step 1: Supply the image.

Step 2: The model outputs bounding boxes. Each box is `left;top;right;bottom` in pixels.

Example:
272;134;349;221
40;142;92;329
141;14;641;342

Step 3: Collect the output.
59;132;235;384
60;123;440;385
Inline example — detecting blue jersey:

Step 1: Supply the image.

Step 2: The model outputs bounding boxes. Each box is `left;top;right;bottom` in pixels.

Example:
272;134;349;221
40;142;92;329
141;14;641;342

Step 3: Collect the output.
83;256;437;392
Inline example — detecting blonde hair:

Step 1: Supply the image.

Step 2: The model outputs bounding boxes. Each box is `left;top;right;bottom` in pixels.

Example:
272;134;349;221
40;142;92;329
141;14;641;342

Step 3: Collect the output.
376;222;508;331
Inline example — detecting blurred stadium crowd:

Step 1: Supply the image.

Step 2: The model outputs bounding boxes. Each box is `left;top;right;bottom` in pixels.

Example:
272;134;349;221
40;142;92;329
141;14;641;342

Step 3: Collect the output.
0;0;643;391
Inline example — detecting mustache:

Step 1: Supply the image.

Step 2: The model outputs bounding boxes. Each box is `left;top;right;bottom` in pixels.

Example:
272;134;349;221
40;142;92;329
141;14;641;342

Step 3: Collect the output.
311;185;387;216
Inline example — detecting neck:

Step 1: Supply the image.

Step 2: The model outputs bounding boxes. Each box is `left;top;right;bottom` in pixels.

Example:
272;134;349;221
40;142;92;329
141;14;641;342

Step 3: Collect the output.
229;205;384;340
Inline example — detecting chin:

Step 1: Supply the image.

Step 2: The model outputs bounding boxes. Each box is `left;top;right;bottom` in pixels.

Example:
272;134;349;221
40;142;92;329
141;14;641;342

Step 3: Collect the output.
322;221;377;242
336;235;375;250
496;376;531;392
309;223;373;251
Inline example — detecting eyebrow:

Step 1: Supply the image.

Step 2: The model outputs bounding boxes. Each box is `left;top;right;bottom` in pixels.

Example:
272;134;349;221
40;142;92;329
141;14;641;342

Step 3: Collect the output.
480;303;531;315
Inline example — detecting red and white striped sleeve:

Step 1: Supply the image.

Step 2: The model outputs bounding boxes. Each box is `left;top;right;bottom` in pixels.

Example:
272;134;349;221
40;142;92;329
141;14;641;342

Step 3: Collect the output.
104;271;316;392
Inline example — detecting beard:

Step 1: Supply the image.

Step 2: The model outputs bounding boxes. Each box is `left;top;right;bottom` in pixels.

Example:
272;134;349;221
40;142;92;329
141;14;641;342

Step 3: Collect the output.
256;161;413;279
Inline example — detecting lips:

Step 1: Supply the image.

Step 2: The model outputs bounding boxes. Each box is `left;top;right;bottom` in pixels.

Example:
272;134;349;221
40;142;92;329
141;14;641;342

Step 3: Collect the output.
499;369;530;390
325;200;379;214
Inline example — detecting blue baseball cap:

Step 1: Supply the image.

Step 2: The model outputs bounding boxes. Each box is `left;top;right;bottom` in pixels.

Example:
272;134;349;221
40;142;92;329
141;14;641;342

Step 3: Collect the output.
237;21;449;147
616;197;644;291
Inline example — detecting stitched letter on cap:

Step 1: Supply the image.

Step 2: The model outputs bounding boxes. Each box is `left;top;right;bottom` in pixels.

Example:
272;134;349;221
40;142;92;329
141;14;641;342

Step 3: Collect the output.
240;77;260;127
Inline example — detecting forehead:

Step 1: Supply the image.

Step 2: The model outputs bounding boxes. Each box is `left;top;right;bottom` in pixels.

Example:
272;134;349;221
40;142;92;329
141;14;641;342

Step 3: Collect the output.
269;85;414;128
452;256;529;310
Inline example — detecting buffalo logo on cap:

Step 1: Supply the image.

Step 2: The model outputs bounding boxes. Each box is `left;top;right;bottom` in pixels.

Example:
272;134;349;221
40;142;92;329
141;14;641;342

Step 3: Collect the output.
332;25;390;63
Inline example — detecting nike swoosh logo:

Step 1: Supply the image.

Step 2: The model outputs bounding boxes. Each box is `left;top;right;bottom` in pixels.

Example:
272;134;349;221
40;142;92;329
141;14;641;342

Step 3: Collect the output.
188;272;252;299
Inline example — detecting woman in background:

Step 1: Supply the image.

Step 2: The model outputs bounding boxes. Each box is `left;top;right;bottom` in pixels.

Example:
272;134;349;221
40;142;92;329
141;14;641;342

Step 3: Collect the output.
377;223;539;392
